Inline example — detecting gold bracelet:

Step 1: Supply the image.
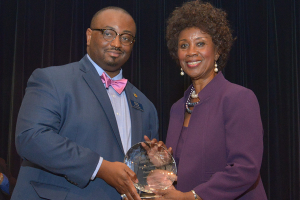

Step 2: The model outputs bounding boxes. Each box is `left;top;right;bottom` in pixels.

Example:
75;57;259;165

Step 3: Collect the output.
191;190;198;200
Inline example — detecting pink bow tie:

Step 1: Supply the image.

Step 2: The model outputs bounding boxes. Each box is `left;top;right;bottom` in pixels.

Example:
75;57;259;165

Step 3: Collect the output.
100;72;127;94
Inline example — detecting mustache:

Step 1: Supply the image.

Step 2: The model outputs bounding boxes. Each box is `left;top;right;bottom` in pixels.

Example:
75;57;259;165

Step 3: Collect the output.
107;47;122;52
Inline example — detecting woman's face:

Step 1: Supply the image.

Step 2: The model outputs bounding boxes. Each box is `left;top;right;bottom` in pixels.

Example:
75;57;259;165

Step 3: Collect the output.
177;27;219;81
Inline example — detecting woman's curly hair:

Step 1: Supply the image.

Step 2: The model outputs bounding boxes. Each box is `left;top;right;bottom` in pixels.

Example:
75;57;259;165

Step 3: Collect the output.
166;0;234;71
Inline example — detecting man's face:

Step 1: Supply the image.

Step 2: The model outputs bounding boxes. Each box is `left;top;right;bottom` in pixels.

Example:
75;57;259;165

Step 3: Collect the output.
86;9;136;78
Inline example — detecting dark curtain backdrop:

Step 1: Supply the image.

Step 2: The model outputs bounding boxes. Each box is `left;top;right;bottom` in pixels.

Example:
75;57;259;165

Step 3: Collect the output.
0;0;299;199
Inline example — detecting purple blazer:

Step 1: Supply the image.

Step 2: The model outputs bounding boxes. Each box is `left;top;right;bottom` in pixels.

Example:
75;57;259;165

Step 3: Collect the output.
166;73;267;200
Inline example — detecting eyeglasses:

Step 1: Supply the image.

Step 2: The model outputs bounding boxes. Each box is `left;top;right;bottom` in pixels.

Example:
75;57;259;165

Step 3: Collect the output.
91;28;136;46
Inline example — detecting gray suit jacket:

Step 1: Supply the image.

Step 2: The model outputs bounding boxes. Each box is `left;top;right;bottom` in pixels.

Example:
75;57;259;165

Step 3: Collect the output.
11;55;159;200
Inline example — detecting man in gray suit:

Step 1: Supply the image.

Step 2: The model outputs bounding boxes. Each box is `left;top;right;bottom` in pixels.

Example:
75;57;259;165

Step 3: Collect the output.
11;7;158;200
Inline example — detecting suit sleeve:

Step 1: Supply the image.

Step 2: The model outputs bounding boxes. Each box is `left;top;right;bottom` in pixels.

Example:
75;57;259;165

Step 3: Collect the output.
15;68;100;188
195;89;264;199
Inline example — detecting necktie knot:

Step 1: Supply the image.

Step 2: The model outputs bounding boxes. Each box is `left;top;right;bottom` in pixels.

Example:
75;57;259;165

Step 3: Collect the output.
100;72;127;94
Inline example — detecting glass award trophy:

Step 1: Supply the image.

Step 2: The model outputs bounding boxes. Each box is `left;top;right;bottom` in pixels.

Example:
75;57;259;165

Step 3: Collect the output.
124;142;177;199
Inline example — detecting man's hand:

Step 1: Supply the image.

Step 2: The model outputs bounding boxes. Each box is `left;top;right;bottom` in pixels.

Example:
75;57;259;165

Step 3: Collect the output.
0;173;3;184
96;160;141;200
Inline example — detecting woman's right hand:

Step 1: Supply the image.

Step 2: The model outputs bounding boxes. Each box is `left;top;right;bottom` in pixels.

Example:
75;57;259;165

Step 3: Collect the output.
143;136;173;155
141;136;173;167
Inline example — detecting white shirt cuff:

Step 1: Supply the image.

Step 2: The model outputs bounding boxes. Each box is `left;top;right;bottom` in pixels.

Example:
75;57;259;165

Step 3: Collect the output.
91;157;103;180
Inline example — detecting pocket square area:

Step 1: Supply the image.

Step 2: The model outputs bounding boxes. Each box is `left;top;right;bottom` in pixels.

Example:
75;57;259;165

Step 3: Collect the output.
130;100;144;112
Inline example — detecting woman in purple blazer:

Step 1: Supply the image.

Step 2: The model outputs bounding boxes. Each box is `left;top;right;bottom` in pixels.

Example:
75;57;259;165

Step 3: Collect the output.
152;1;267;199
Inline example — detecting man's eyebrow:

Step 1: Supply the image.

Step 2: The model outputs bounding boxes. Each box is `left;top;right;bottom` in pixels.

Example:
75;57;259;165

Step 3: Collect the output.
103;26;114;30
102;26;134;35
122;30;134;35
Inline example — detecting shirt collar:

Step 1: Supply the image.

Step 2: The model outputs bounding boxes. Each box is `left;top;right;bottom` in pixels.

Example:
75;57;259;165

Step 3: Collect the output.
86;54;123;81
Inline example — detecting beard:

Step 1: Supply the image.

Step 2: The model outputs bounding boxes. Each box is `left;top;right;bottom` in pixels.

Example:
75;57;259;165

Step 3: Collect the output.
105;57;118;67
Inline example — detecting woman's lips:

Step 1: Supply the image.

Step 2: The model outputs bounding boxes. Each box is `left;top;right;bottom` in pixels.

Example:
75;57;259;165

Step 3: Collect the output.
187;60;202;67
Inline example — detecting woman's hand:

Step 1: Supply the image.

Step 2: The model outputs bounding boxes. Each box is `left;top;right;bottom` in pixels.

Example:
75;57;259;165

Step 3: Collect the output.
153;186;194;200
145;169;177;191
141;136;173;167
143;136;173;155
153;187;202;200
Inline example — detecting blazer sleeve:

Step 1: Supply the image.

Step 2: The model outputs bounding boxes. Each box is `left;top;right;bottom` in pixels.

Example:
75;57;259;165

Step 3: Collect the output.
15;68;100;188
195;89;264;199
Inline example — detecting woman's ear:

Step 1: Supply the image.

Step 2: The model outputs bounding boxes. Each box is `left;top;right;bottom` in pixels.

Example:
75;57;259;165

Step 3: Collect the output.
215;52;220;61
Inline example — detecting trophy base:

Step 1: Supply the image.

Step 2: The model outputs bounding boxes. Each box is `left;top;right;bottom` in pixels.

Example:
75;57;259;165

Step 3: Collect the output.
140;193;161;199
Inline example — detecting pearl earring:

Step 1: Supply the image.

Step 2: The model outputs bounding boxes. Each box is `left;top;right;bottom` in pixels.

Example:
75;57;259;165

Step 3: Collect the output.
214;61;218;73
180;68;184;76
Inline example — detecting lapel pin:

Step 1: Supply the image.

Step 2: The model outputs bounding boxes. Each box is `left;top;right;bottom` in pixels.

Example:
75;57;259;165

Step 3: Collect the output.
134;93;138;98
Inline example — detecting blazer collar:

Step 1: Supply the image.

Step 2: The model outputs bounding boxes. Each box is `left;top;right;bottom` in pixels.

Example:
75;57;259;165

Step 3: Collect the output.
183;72;226;103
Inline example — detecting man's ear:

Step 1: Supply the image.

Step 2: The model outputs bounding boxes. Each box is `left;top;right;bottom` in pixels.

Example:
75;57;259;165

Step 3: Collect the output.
86;28;92;46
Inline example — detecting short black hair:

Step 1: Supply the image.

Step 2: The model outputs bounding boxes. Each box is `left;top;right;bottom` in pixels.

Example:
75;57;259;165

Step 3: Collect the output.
90;7;132;28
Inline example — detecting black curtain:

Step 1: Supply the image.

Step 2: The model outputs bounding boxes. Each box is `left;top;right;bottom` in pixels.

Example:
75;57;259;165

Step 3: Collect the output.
0;0;299;199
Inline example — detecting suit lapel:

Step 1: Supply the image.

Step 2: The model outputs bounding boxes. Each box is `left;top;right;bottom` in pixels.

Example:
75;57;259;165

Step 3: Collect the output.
124;83;143;146
79;56;124;153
